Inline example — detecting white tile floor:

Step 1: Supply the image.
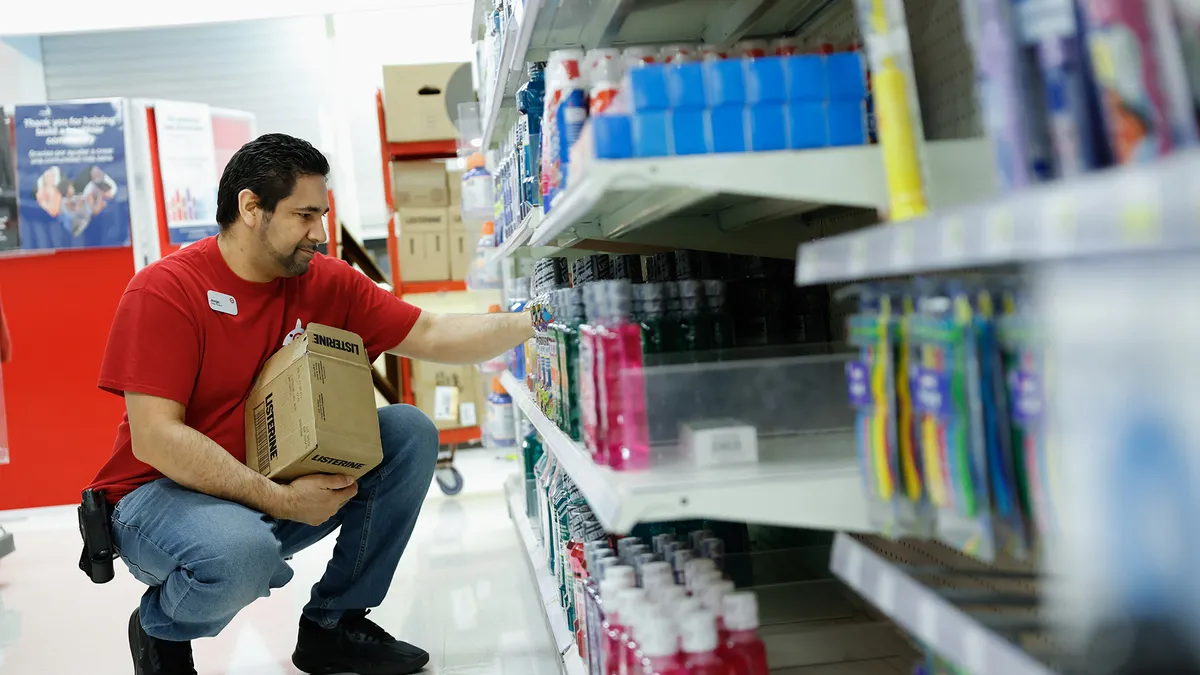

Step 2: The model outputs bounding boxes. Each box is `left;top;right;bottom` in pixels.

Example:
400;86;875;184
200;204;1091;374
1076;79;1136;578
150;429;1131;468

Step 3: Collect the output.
0;447;562;675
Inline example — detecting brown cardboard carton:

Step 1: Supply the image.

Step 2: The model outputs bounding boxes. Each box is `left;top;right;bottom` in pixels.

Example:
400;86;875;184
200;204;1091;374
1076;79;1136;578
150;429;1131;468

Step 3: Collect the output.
391;161;449;208
245;324;382;481
382;63;467;143
450;231;470;281
397;206;449;234
446;169;463;204
398;231;451;282
446;206;465;232
411;361;483;430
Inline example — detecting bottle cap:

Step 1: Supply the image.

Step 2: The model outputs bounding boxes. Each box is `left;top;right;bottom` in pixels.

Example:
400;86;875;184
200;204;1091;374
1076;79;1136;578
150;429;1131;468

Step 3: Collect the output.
673;549;694;575
680;611;720;653
722;592;760;631
688;569;723;594
605;564;637;587
655;584;688;607
660;541;681;564
600;579;632;616
622;46;658;67
638;616;681;658
652;533;677;554
673;596;704;618
642;561;674;585
596;556;622;580
617;588;650;624
634;551;660;575
700;580;735;614
684;557;717;580
616;536;643;555
642;572;672;598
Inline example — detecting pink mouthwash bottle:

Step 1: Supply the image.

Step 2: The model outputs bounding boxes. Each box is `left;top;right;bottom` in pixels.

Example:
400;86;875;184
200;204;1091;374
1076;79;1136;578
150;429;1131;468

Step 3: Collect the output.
591;280;650;471
680;611;734;675
579;288;603;463
638;616;687;675
701;580;736;639
623;603;664;675
611;588;649;675
718;593;769;675
599;574;636;675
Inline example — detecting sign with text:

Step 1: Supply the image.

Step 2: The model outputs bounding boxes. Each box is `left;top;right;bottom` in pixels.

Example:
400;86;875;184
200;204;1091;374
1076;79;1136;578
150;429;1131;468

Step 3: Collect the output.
156;101;220;244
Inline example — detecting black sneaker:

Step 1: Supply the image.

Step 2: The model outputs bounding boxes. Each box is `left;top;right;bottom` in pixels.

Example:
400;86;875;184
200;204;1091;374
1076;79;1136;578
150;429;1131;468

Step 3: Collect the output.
292;611;429;675
128;609;197;675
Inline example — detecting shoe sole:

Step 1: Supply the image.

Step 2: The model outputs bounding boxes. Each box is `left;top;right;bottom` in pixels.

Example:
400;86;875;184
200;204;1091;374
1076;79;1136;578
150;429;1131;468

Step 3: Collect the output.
291;650;430;675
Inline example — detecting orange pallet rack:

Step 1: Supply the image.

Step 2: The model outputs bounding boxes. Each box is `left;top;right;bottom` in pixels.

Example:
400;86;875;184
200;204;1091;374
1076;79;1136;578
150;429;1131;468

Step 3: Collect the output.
375;89;480;447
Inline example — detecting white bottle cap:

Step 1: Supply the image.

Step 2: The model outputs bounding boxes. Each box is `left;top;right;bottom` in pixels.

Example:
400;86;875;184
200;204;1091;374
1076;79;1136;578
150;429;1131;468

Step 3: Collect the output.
684;558;717;581
655;584;688;607
631;605;667;639
722;592;760;632
600;579;633;617
673;549;694;574
617;588;650;624
680;610;719;654
700;580;736;614
605;564;637;587
638;616;681;658
642;561;673;583
673;596;704;618
643;572;672;599
688;569;723;594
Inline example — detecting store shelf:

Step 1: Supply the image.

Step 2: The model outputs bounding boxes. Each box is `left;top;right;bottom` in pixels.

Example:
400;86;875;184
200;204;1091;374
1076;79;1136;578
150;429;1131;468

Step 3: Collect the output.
399;279;468;295
528;140;994;254
0;527;13;561
505;477;587;675
795;149;1200;286
386;139;458;162
500;371;871;535
831;533;1057;675
438;426;481;446
486;207;542;265
481;0;542;150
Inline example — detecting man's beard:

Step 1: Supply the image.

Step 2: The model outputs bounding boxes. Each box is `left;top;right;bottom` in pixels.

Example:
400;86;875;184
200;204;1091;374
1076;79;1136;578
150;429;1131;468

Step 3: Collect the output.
261;214;315;277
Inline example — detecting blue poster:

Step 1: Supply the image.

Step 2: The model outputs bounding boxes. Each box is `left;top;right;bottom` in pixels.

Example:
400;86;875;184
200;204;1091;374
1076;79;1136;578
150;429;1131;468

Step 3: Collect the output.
14;101;131;251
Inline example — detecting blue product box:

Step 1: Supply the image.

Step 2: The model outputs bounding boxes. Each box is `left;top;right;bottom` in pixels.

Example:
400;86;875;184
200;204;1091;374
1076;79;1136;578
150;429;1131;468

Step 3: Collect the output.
633;111;671;157
671;110;708;155
629;64;671;112
703;59;747;107
593;115;633;159
747;104;787;151
745;57;787;105
784;55;826;102
828;101;868;146
788;103;828;149
667;62;707;109
826;53;867;100
706;106;746;154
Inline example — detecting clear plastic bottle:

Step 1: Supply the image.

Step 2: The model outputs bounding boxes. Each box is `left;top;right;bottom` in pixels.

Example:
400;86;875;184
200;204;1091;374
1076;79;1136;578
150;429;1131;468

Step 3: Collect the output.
638;616;687;675
718;593;769;675
592;281;650;471
461;152;494;222
680;611;734;675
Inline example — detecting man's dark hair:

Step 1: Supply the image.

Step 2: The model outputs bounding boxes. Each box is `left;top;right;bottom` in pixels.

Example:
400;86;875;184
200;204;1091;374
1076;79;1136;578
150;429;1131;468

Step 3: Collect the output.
215;133;330;230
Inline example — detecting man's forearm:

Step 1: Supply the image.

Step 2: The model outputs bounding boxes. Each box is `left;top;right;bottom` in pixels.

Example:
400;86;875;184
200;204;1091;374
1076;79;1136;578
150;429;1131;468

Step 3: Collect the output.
133;422;288;517
393;311;533;364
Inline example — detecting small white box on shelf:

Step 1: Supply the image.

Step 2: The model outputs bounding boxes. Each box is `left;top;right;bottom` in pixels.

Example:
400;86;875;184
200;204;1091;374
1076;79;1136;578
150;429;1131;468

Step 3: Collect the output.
680;419;758;467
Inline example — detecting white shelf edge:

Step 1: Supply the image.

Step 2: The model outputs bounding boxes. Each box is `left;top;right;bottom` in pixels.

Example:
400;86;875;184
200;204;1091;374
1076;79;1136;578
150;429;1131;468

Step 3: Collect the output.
500;371;874;535
486;207;542;264
831;533;1055;675
504;477;587;675
480;0;542;150
527;141;991;249
795;149;1200;285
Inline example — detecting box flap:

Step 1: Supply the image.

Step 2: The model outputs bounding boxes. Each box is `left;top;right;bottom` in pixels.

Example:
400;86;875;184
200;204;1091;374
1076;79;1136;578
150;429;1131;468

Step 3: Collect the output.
303;323;368;366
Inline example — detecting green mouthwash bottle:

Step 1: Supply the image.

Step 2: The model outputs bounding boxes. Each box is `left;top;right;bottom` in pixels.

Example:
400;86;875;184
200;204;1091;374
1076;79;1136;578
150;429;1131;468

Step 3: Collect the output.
704;279;735;349
554;288;585;442
634;283;668;355
675;280;714;352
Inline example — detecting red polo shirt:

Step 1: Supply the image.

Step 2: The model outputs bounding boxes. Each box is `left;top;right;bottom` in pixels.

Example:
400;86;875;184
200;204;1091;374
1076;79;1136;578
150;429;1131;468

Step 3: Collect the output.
86;236;420;503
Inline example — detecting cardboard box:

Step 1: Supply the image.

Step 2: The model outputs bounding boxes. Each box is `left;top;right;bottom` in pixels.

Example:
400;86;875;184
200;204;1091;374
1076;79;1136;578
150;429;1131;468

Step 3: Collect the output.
382;63;467;143
397;206;449;234
398;231;451;282
450;231;471;281
446;206;465;232
446;169;463;205
245;324;382;481
411;361;483;430
392;161;449;208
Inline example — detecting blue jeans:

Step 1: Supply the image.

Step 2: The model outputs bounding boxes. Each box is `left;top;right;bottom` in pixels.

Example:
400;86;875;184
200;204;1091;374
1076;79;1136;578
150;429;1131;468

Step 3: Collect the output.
111;404;439;641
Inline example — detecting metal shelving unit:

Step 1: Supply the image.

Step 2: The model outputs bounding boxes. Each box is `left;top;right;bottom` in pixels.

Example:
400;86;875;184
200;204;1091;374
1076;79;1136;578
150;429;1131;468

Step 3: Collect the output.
500;372;871;535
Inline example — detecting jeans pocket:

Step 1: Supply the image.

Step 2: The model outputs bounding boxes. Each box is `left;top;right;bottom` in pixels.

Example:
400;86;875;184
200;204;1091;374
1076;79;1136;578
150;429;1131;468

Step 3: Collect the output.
112;521;174;587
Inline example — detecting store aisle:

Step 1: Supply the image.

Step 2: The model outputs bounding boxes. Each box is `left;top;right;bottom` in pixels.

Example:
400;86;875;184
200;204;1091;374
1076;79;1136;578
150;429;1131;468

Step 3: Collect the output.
0;448;561;675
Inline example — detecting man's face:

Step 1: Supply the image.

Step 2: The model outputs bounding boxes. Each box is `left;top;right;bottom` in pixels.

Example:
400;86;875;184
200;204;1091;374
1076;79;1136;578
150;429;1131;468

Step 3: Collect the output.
257;175;328;277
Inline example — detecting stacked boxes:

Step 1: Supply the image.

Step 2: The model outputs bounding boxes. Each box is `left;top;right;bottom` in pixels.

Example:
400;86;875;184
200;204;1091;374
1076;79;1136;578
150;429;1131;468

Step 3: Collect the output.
599;52;869;158
392;162;474;282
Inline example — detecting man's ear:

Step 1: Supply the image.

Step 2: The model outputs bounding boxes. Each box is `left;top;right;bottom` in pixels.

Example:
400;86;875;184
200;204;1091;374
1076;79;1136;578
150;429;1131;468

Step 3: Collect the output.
237;189;260;229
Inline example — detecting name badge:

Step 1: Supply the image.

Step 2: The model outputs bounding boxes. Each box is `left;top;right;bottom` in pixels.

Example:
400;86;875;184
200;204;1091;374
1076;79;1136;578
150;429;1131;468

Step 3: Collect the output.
207;290;238;316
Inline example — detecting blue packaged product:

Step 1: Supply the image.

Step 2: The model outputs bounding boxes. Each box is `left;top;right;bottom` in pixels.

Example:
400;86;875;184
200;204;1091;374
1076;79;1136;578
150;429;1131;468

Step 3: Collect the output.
706;107;747;153
748;105;788;151
703;59;747;107
746;57;788;104
517;61;547;209
593;115;633;159
828;101;868;146
629;64;671;112
826;52;869;100
671;110;708;154
784;55;826;101
788;103;827;149
633;112;672;157
556;86;588;194
666;62;707;109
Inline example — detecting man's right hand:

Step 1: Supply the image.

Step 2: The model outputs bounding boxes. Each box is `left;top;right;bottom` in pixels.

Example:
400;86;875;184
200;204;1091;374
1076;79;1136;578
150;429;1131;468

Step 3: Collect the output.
276;473;359;526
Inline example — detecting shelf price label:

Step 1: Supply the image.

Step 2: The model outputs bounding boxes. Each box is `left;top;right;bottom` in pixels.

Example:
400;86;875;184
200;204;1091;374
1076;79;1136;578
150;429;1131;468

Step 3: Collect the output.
797;246;819;283
891;222;916;271
1042;193;1077;255
984;205;1016;258
1118;176;1162;246
940;216;966;263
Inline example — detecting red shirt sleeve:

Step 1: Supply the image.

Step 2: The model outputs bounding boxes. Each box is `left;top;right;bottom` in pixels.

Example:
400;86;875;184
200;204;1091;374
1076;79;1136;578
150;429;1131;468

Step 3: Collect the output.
331;260;422;360
97;287;201;405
